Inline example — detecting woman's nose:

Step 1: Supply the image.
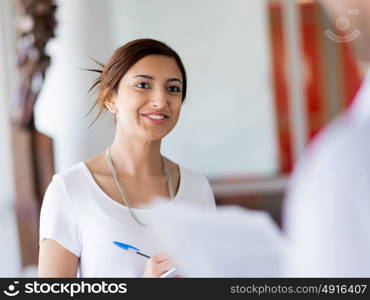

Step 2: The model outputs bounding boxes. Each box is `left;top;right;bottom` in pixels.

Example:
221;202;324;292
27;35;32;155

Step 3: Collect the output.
150;90;167;107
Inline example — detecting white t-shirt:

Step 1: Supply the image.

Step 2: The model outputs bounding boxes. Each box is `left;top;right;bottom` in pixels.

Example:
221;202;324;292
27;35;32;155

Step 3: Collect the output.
283;70;370;276
39;161;216;277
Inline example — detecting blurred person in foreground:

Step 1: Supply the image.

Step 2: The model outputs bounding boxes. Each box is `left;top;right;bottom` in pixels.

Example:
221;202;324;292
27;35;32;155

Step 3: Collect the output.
283;0;370;276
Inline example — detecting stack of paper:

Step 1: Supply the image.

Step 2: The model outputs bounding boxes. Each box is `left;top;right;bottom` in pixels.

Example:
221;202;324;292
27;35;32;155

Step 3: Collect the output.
148;204;286;277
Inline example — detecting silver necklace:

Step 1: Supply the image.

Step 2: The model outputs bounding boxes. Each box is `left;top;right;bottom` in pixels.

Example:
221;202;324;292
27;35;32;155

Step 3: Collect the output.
105;148;174;227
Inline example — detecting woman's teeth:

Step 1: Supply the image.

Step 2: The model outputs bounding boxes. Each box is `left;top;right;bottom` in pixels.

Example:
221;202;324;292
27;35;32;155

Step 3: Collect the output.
147;114;165;120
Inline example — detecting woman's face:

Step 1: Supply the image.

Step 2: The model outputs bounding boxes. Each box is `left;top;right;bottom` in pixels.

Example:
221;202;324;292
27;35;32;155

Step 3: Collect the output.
108;55;183;141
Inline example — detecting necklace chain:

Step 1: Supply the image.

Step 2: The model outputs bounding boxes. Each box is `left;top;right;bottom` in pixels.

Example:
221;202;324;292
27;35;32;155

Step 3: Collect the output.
105;148;174;227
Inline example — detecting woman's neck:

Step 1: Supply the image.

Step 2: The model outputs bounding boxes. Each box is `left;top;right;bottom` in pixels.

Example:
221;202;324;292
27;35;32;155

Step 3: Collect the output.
109;134;163;178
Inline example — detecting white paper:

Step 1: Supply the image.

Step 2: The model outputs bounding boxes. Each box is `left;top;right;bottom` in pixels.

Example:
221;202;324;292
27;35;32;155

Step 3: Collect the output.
148;203;286;277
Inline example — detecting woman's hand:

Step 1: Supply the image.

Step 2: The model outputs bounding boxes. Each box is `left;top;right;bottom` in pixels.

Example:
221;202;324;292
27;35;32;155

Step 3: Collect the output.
141;252;177;278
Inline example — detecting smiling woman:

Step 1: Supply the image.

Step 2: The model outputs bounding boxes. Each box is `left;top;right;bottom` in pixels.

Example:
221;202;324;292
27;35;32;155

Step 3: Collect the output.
90;39;187;126
108;54;183;141
37;39;216;278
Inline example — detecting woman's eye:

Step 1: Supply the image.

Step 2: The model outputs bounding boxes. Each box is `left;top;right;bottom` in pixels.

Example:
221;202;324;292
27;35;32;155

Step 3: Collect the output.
135;82;150;89
167;86;181;93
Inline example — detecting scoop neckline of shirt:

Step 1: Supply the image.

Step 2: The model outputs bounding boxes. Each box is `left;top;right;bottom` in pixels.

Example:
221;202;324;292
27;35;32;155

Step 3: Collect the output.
78;161;183;212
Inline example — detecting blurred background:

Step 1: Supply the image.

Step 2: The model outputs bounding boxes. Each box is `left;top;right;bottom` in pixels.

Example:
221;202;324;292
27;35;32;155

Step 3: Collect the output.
0;0;363;276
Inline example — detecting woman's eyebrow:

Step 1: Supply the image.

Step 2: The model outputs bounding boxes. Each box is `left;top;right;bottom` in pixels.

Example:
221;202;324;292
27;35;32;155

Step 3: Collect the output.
167;78;182;84
133;74;154;80
133;74;182;83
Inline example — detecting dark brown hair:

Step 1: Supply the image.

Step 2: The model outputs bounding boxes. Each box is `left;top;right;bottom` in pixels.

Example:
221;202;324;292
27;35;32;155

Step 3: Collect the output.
87;38;187;127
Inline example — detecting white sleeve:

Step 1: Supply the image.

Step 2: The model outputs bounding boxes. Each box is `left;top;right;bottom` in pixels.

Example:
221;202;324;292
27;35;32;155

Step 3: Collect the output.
203;178;217;210
39;174;81;257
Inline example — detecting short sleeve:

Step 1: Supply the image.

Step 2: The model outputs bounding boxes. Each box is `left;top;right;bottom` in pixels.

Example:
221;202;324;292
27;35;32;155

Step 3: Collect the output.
203;178;217;210
39;174;81;257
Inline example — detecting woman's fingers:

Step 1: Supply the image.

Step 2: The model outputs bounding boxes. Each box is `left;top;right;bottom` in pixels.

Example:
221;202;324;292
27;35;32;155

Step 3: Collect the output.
142;252;177;277
157;259;175;274
151;252;169;263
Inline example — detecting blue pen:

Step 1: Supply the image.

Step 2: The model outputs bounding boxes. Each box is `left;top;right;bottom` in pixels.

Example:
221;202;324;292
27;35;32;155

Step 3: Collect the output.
113;241;150;258
113;240;178;277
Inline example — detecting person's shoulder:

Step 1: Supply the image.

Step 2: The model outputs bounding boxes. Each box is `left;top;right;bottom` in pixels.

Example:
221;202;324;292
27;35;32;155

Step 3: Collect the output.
178;164;210;186
303;114;370;165
176;164;216;209
164;157;209;188
45;161;91;208
52;161;86;188
56;152;105;181
292;114;370;186
42;163;84;206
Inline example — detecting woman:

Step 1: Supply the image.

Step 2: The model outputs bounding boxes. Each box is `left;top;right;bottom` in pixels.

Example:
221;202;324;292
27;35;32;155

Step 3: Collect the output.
38;39;216;277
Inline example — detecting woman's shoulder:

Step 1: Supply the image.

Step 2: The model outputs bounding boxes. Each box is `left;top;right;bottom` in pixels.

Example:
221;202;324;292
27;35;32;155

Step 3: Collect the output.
46;161;93;209
175;162;210;186
174;162;216;209
51;161;88;189
55;152;105;181
164;158;205;180
56;162;83;176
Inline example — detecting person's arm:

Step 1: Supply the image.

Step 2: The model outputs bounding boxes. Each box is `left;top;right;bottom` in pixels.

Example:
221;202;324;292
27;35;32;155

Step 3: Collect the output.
38;239;79;277
38;175;82;277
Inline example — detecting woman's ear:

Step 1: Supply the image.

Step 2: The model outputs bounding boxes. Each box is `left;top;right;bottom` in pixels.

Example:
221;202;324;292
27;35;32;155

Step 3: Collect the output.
105;97;118;114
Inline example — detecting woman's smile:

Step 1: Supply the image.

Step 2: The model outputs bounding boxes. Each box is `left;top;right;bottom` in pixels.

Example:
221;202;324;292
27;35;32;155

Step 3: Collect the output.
141;112;169;124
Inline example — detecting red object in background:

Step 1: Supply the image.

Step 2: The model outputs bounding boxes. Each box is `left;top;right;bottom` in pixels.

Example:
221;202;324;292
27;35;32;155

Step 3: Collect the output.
269;1;362;174
341;42;363;107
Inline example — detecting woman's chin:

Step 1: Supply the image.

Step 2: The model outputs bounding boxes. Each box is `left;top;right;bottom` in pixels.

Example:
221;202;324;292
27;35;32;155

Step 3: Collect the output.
142;131;168;142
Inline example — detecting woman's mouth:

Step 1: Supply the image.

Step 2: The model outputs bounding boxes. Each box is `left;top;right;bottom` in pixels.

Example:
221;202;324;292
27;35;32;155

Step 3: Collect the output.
141;113;168;124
